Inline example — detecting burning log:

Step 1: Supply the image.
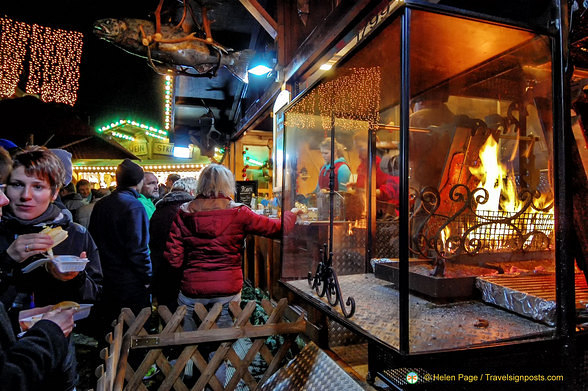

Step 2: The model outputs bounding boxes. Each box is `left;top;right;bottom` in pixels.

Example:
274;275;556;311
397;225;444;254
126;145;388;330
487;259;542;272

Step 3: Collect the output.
437;117;491;218
411;115;555;261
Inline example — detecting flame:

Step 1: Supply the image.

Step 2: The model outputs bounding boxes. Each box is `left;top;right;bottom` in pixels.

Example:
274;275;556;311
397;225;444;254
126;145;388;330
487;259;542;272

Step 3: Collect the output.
347;219;366;235
465;135;554;251
469;136;511;212
439;225;453;254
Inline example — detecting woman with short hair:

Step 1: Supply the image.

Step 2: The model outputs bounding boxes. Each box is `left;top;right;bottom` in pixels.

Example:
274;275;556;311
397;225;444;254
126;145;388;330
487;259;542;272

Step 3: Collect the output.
0;146;102;310
0;146;103;390
0;146;78;391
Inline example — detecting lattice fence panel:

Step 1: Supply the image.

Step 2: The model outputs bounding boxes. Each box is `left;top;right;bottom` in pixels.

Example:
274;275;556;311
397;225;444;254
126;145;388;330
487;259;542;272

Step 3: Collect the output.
94;298;306;391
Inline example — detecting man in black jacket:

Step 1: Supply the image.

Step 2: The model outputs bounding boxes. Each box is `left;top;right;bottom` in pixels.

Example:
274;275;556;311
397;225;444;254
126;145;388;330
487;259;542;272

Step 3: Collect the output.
89;159;152;326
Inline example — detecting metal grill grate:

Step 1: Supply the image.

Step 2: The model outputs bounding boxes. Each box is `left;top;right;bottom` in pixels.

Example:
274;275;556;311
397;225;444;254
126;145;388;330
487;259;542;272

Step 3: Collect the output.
452;210;555;253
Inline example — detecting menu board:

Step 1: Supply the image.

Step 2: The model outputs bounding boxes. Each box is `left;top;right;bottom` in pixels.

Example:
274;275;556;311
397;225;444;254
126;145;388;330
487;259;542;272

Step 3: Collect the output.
235;180;258;206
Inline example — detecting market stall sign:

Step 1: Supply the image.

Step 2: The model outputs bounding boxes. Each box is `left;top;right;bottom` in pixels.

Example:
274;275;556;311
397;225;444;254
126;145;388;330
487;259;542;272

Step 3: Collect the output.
128;142;148;156
153;142;175;156
236;180;258;206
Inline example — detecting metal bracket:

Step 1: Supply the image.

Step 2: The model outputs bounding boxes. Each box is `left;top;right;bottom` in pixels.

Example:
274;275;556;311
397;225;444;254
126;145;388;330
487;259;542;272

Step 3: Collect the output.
131;336;160;348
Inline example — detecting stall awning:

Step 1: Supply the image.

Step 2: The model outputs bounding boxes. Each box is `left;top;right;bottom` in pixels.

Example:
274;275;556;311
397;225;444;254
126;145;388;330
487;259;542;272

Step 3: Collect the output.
0;96;138;160
48;135;139;160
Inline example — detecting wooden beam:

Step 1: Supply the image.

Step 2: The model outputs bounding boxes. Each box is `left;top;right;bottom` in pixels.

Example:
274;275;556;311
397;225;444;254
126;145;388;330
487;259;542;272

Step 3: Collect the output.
130;316;306;348
239;0;278;40
282;0;377;83
234;0;381;138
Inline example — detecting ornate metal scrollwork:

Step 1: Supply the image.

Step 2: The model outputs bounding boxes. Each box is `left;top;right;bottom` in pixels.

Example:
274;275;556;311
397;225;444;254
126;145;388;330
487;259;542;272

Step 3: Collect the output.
409;184;554;260
308;243;355;318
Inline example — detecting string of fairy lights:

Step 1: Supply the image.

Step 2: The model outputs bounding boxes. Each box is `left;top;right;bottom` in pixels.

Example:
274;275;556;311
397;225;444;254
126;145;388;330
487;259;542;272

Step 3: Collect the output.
76;163;207;172
97;119;169;142
74;163;206;188
27;24;83;105
285;67;381;132
0;17;83;105
0;18;28;97
164;75;173;131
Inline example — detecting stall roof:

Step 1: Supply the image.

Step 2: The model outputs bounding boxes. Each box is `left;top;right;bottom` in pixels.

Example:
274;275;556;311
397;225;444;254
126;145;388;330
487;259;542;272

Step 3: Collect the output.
0;96;139;160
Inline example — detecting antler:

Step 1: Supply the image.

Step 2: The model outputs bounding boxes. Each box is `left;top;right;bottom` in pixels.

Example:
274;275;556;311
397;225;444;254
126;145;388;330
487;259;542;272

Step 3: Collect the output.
140;0;229;54
201;5;214;43
155;0;165;36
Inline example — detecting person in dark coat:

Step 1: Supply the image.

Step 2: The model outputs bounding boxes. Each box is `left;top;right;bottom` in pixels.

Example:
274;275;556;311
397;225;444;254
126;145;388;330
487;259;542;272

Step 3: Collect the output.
150;177;197;312
0;146;78;391
0;301;74;391
49;149;76;222
60;182;85;218
0;147;103;312
89;159;152;326
74;188;110;229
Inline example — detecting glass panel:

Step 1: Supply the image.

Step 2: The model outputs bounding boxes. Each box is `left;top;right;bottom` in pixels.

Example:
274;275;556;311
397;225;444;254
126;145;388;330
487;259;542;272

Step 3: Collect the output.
416;0;551;28
408;10;555;352
279;6;556;356
281;16;401;344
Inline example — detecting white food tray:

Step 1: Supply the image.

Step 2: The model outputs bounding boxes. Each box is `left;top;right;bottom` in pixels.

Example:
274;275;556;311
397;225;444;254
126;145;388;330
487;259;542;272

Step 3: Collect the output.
18;304;93;332
22;255;89;274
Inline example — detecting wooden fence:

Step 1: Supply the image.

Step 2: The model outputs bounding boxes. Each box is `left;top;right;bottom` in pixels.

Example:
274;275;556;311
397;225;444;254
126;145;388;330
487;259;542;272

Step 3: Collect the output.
94;298;306;391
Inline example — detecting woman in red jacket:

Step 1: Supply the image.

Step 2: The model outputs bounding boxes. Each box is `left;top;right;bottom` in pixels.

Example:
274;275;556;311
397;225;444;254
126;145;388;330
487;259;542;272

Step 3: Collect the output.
164;164;301;331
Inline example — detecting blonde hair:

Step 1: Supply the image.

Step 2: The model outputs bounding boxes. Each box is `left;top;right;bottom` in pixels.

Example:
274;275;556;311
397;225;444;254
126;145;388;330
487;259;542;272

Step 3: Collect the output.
171;177;198;194
197;164;235;198
319;138;346;159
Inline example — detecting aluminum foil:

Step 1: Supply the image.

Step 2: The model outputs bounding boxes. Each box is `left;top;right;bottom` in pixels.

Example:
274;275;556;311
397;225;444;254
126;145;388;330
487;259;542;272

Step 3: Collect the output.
475;276;556;326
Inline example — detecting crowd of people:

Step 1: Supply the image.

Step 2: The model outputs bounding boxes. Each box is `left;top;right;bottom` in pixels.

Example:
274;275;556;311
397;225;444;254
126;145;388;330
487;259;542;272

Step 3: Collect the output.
0;142;301;390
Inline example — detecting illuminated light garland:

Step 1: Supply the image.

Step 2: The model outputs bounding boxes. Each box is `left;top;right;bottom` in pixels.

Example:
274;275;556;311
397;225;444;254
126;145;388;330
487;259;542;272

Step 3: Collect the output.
25;23;83;105
285;67;381;132
145;131;167;140
0;18;29;97
111;131;135;141
96;119;168;138
163;75;174;131
73;163;207;173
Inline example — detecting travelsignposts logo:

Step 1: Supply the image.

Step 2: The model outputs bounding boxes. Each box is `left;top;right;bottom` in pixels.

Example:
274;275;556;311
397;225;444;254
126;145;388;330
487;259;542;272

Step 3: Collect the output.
406;371;419;384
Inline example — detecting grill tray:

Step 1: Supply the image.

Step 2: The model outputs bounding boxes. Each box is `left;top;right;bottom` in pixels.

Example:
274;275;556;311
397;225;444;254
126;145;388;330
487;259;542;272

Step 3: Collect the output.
476;273;588;325
373;259;496;299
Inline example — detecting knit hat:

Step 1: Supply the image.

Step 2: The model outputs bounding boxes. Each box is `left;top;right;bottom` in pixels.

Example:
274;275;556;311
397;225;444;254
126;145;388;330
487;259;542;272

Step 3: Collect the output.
50;148;73;186
0;139;17;151
116;159;144;187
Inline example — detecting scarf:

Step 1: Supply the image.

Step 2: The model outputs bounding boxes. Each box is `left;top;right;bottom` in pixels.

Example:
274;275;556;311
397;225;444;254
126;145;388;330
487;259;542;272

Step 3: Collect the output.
2;203;64;235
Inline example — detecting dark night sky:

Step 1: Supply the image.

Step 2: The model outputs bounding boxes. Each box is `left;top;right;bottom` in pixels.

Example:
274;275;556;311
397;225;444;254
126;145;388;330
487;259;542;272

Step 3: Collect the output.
1;0;166;130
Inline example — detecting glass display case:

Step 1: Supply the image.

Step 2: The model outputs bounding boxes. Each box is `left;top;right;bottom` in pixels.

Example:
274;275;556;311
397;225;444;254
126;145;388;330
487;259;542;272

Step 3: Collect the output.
277;0;574;371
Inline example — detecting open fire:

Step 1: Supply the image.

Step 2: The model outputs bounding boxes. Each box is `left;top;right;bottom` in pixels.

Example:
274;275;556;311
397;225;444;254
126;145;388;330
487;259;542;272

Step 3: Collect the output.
411;133;554;260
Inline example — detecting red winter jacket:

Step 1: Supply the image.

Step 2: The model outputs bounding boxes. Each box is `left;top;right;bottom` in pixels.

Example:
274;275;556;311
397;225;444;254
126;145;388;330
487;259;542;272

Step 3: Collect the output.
164;197;297;297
